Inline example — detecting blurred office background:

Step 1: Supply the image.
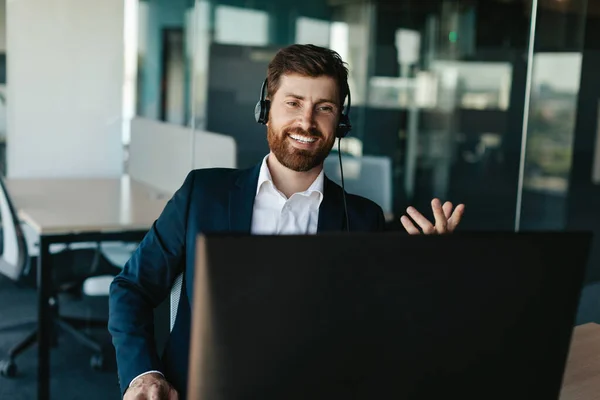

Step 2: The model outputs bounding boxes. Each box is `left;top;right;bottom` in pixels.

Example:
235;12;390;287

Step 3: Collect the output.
2;0;600;398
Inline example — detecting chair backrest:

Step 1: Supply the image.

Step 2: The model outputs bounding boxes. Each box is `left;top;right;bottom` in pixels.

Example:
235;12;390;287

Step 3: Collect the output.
170;272;184;332
0;178;28;281
153;271;184;356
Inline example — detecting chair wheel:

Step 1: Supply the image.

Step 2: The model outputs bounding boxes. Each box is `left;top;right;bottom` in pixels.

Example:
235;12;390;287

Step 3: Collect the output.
90;354;104;371
0;359;17;377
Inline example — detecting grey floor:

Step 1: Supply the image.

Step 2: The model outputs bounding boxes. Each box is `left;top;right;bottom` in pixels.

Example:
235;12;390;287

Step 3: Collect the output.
0;274;121;400
2;274;600;400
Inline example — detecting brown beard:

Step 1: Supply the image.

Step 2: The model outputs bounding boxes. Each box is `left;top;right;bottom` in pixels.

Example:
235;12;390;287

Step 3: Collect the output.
267;125;335;172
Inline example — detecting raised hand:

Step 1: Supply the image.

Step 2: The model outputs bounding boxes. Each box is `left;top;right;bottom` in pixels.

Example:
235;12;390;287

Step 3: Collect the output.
400;198;465;235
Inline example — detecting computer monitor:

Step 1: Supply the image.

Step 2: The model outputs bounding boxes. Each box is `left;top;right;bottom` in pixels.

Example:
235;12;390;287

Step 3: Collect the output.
187;232;591;399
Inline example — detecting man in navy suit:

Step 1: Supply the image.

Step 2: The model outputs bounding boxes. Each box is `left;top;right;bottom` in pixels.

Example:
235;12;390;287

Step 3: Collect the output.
109;44;465;400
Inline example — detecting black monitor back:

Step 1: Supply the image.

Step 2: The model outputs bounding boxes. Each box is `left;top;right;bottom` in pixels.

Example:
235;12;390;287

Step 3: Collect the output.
188;232;592;400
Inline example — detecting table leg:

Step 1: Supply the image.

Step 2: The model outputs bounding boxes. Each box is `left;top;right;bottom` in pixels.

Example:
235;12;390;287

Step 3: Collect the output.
37;237;52;400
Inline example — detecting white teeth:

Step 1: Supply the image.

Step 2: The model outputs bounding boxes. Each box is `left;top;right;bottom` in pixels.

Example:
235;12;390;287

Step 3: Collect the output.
290;134;316;143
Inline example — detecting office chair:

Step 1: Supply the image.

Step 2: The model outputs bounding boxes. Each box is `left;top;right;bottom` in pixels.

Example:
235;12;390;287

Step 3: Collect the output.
0;177;123;377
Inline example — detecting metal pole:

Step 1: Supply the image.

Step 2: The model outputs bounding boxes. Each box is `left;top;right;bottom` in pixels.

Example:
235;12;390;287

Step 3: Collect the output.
514;0;539;232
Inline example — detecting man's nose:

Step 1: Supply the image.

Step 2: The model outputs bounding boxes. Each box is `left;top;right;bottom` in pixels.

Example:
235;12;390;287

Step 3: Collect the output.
297;107;316;131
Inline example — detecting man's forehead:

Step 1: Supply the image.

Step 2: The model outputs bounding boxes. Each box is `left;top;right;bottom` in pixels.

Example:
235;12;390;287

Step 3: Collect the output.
276;74;338;98
279;73;335;84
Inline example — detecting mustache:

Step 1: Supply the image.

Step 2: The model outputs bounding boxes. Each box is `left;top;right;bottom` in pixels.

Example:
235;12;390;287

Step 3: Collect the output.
284;127;323;139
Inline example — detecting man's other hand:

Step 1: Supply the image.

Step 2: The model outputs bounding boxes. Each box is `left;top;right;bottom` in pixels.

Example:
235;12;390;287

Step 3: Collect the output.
124;372;179;400
400;198;465;235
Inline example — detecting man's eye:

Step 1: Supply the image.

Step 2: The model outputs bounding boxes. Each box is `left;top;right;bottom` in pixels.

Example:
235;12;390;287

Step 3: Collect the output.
286;102;298;107
318;106;334;112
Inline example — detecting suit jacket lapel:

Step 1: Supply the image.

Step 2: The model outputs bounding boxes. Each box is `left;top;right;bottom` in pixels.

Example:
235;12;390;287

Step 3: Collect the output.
229;164;261;233
318;176;346;233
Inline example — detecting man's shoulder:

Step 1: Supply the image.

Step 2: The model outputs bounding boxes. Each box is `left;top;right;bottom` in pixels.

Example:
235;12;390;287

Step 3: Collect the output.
184;165;260;193
188;167;240;182
345;191;383;214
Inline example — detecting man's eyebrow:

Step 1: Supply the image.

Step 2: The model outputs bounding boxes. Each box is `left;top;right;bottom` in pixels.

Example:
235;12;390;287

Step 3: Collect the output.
282;92;304;100
282;93;337;104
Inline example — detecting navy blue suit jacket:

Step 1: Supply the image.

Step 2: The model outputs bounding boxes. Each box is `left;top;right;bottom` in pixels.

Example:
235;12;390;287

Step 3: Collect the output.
108;163;385;398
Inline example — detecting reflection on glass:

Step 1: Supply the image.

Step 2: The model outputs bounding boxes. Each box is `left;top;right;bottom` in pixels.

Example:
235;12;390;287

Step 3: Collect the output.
429;61;512;111
368;62;512;111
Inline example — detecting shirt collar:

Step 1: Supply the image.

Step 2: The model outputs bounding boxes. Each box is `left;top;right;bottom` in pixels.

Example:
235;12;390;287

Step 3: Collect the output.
256;154;325;201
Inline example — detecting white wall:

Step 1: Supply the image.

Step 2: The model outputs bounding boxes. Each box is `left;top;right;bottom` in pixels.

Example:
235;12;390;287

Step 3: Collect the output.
0;0;6;139
7;0;125;178
0;0;6;52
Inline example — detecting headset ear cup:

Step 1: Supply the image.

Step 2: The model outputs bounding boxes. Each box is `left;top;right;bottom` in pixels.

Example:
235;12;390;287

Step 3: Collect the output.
337;114;351;138
263;100;270;124
254;101;263;123
254;100;271;125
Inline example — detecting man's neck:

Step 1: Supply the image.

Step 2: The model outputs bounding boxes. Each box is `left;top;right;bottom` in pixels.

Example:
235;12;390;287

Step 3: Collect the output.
266;153;322;199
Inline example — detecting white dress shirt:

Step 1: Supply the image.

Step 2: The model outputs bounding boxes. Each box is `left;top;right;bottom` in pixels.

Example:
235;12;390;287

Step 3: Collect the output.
251;155;324;235
128;155;324;389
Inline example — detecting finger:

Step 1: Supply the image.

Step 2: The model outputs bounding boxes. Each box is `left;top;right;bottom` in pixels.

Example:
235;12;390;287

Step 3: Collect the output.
442;201;453;220
400;215;420;235
447;204;465;232
123;388;138;400
132;391;146;400
431;199;448;233
148;386;162;400
125;388;142;400
406;206;435;234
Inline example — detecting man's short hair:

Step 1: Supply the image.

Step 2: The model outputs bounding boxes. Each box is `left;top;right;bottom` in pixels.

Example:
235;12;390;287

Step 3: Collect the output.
266;44;349;107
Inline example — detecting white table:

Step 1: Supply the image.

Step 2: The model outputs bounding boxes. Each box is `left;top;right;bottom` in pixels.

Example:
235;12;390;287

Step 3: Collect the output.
7;176;170;235
6;176;170;400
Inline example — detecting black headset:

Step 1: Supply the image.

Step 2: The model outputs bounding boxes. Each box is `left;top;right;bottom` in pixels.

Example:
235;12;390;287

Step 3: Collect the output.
254;78;352;139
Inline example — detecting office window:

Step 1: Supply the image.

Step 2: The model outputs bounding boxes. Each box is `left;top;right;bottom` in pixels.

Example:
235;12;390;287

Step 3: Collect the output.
215;6;269;46
523;53;582;195
295;17;330;47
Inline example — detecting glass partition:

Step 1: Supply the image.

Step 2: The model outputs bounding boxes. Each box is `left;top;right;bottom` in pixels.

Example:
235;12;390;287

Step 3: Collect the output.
517;0;587;230
130;0;590;232
134;0;195;127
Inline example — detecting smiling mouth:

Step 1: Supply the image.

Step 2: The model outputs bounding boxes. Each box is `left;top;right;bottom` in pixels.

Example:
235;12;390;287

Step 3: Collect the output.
289;133;318;144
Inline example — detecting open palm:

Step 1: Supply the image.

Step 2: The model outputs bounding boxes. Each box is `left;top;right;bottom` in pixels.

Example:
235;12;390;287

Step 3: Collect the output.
400;198;465;235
